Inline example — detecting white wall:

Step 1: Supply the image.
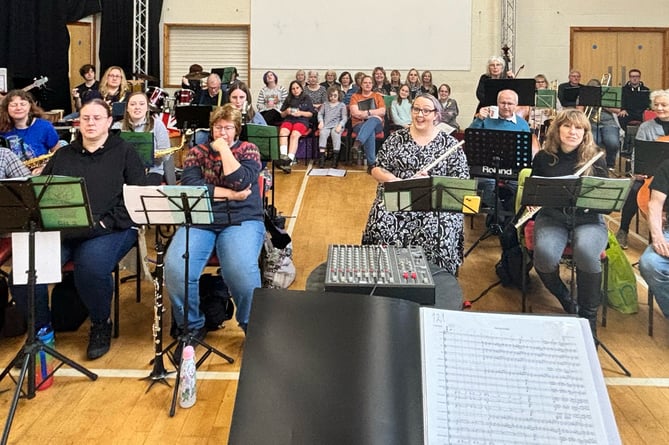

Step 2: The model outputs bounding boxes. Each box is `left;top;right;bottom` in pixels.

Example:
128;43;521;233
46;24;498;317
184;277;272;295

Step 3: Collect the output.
161;0;667;120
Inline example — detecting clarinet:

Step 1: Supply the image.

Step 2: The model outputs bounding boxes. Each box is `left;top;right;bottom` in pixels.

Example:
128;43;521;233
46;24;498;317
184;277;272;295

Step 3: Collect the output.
148;233;170;377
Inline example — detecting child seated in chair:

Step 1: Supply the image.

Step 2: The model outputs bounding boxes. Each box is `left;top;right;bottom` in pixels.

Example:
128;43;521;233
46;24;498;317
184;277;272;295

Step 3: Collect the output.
317;86;347;168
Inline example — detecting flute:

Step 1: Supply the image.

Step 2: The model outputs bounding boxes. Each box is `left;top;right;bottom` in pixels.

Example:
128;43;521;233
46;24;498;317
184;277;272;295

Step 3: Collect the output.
514;151;605;228
411;140;465;178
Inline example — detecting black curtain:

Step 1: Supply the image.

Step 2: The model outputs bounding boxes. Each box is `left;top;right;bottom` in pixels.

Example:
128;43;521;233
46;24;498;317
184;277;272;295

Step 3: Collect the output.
0;0;101;113
99;0;163;88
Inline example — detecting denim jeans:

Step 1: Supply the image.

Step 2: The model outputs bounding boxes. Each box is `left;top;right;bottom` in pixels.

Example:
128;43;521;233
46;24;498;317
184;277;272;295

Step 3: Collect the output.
353;117;383;165
164;220;265;329
10;228;138;329
592;125;620;167
639;230;669;318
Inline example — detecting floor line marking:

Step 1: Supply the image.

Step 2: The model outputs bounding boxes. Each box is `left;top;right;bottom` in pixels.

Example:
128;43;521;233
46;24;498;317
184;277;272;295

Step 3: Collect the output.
286;161;312;236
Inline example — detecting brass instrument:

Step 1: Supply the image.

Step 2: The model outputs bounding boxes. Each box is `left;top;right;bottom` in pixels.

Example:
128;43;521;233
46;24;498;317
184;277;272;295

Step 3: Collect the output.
155;145;185;158
585;73;611;122
23;153;54;170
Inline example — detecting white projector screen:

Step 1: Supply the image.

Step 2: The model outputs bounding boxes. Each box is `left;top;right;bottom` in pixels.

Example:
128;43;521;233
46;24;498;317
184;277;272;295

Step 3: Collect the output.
250;0;472;71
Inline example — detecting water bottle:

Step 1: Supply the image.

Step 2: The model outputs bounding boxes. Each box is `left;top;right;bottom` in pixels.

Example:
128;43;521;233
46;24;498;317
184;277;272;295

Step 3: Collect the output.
36;326;55;390
179;345;197;408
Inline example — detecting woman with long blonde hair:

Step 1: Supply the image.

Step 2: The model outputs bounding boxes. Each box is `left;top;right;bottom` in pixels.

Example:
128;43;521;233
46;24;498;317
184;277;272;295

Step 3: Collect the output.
97;66;131;105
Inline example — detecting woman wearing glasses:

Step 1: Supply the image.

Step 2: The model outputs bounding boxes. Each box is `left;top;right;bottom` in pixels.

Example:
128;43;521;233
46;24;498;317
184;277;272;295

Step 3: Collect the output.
165;104;264;337
362;94;469;275
92;66;131;105
10;98;147;359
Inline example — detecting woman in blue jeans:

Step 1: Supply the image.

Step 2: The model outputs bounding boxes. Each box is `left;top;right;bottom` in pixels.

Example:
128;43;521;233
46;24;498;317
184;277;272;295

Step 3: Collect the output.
10;99;147;360
530;109;609;336
165;104;264;338
349;75;386;171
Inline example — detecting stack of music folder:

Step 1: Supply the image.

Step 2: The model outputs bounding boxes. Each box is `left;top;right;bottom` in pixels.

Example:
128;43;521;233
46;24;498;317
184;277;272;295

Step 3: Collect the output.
229;289;620;445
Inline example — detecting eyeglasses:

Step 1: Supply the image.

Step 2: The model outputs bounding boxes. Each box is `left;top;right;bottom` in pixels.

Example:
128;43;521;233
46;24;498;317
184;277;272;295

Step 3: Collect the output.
214;125;236;132
80;115;107;122
411;107;436;115
107;74;122;79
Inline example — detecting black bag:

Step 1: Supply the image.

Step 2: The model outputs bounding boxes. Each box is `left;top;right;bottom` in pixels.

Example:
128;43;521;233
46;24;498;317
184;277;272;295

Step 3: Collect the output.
495;224;531;289
0;275;7;332
51;272;89;332
1;275;28;337
199;274;234;331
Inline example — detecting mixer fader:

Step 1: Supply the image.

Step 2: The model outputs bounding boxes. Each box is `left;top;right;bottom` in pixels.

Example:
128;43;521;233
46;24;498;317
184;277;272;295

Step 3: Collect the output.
324;244;435;304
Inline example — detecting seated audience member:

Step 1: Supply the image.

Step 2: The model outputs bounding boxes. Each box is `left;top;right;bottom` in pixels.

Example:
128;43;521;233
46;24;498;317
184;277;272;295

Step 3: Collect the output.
276;80;316;174
349;75;386;171
228;82;267;126
257;70;287;125
363;93;469;275
420;70;438;96
616;89;669;249
557;70;583;108
305;71;327;111
390;84;412;129
619;68;651;131
343;72;365;106
112;91;174;185
389;69;402;95
405;68;421;101
530;109;609;336
338;71;354;97
71;64;100;112
583;78;621;169
10;99;147;359
469;89;530;213
639;158;669;319
372;67;391;95
295;69;306;87
0;89;60;163
165;104;264;337
317;86;348;168
90;66;131;106
320;70;340;90
475;56;514;113
437;83;460;130
197;73;227;107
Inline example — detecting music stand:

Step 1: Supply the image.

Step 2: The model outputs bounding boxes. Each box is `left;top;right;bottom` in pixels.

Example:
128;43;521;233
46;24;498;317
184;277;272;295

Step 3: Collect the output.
464;128;533;256
483;79;536;106
632;140;669;176
123;185;235;415
0;176;98;445
383;176;479;214
520;175;632;376
174;105;211;131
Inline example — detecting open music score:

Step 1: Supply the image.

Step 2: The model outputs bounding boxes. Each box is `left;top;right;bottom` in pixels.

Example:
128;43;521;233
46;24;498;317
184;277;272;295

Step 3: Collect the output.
420;309;621;445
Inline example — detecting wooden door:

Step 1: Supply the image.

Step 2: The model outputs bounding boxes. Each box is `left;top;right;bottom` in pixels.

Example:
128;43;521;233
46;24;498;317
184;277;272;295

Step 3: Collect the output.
572;28;668;89
67;22;94;109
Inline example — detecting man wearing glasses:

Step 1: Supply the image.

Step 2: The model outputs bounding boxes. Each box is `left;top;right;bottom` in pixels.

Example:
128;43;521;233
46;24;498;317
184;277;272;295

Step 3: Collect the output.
619;69;651;131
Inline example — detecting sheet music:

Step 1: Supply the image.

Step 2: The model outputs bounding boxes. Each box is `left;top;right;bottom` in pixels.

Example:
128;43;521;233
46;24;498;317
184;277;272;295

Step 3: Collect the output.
420;309;620;445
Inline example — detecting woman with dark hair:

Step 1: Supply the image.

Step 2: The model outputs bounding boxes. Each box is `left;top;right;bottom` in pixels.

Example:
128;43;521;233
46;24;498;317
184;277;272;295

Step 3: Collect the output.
437;83;460;130
228;82;267;126
113;91;174;185
257;70;288;122
338;71;353;96
372;67;391;95
165;103;264;336
276;80;316;173
389;69;402;95
349;75;386;170
10;98;146;359
530;109;608;335
363;93;469;275
0;89;60;163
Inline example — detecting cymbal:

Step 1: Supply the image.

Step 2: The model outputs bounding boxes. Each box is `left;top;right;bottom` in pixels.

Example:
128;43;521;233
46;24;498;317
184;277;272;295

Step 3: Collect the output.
184;71;210;80
134;72;158;82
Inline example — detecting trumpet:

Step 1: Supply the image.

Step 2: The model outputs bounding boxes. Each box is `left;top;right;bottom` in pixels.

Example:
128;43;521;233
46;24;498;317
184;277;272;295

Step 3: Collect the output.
584;73;611;122
23;153;54;169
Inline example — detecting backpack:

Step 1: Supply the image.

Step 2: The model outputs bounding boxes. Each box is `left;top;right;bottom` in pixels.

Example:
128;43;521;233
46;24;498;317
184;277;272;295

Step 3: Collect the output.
51;272;89;332
495;224;531;288
199;274;234;331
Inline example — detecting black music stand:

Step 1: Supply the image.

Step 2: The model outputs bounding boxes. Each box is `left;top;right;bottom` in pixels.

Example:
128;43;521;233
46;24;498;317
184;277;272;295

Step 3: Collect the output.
0;176;98;445
383;176;479;214
483;78;536;106
123;185;235;415
174;105;211;131
521;175;632;376
464;128;532;256
633;140;669;176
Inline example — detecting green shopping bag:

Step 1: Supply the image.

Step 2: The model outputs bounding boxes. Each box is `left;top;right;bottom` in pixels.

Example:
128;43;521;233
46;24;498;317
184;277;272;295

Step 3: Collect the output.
605;230;638;314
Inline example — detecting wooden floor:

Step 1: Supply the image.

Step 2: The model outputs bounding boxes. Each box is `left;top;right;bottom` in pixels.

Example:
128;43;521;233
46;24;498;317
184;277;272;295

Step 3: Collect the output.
1;160;669;444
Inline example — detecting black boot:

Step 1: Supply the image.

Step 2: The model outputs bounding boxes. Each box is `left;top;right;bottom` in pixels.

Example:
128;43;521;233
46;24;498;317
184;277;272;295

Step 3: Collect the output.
318;152;325;168
536;270;577;313
576;270;603;338
332;151;340;168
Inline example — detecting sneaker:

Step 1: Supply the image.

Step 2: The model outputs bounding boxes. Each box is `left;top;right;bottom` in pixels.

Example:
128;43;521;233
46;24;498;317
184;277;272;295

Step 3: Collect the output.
87;321;113;360
616;230;629;249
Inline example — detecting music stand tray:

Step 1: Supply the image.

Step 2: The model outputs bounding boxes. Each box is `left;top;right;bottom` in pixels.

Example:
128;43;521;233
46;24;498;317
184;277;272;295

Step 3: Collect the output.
521;176;631;212
383;177;479;214
0;176;98;444
174;105;211;130
633;140;669;176
246;124;279;161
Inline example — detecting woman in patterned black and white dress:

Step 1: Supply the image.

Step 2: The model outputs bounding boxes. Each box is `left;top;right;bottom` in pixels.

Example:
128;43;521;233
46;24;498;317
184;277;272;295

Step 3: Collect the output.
362;94;469;275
